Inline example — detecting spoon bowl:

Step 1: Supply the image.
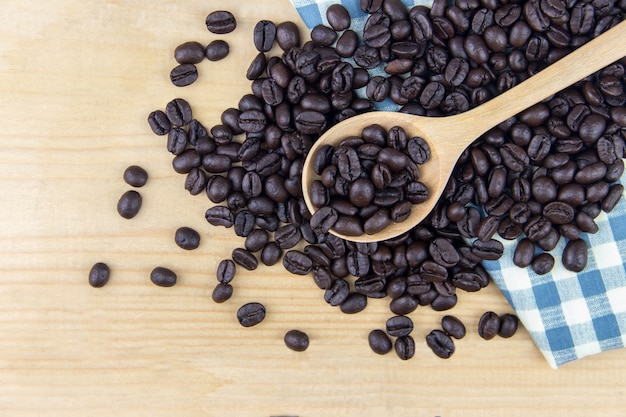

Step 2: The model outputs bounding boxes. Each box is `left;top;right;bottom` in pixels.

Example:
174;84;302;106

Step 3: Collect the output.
302;20;626;243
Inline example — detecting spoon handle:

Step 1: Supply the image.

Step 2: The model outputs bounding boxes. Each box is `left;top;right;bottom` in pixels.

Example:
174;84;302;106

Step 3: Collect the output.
447;19;626;143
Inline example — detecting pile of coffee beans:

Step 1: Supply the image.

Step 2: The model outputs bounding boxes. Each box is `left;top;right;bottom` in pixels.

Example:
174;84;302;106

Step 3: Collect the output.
309;124;430;236
97;0;626;360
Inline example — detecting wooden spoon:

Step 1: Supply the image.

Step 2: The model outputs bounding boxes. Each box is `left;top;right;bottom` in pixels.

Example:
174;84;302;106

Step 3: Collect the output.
302;20;626;243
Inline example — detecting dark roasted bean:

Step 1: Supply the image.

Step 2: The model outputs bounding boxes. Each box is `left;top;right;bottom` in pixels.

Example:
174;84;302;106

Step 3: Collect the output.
498;314;519;338
441;315;466;339
150;266;177;287
117;190;142;219
284;329;309;351
426;329;455;358
206;10;237;34
232;248;258;271
478;311;500;340
237;302;266;327
89;262;110;288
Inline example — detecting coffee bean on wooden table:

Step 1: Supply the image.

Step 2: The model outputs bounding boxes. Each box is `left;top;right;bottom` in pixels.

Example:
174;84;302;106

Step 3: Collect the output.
174;41;206;64
174;226;201;250
498;313;519;338
394;335;416;360
117;190;142;219
237;302;266;327
426;329;455;358
284;329;310;351
150;266;177;287
441;315;466;339
368;329;393;355
212;283;234;303
123;165;148;187
205;10;237;34
205;40;230;61
478;311;501;340
89;262;110;288
254;20;277;52
170;64;198;87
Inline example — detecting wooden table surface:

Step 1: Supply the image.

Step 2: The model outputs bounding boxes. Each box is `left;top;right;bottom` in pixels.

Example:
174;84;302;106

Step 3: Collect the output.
1;1;625;416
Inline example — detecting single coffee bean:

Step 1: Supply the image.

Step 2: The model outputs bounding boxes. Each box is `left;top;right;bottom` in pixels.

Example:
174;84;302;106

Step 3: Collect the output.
165;98;192;127
117;190;142;219
386;315;414;337
513;238;535;268
324;278;350;306
205;40;230;61
368;329;393;355
232;248;258;271
123;165;148;187
216;259;236;284
394;335;416;360
426;329;455;358
88;262;110;288
441;315;466;339
532;252;555;275
260;241;282;266
284;329;309;351
174;41;205;64
237;302;266;327
276;21;301;51
327;4;351;31
212;283;233;303
562;238;588;272
254;20;277;52
147;110;171;136
340;292;368;314
206;10;237;34
170;63;198;87
498;313;519;338
150;266;177;287
205;206;234;227
283;250;313;275
174;226;201;250
478;311;500;340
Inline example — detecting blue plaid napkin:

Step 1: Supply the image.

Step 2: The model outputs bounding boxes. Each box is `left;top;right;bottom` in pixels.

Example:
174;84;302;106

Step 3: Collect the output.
289;0;626;368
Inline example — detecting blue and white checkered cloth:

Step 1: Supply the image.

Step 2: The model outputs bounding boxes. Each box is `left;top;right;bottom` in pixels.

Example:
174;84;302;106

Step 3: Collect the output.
290;0;626;368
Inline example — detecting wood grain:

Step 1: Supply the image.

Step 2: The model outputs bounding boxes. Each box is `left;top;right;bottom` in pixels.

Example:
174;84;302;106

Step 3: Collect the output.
0;1;625;416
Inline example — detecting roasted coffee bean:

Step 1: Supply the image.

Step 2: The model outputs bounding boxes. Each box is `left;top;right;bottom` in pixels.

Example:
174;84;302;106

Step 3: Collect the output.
147;110;171;136
150;266;177;287
386;315;414;337
441;315;466;339
602;184;624;213
394;335;416;360
253;20;276;52
562;238;588;272
170;63;198;87
340;292;368;314
284;329;309;351
324;278;350;306
205;40;230;61
276;21;301;51
274;224;302;250
478;311;500;340
389;294;419;315
175;41;205;64
426;329;455;359
216;259;236;284
543;201;574;224
205;206;234;227
368;329;393;355
472;238;504;260
117;190;142;219
174;226;201;250
513;238;535;268
498;313;519;338
283;250;313;275
232;247;258;271
123;165;148;188
212;283;233;303
237;302;266;327
206;10;237;34
165;98;192;127
532;252;555;275
88;262;110;288
260;241;282;266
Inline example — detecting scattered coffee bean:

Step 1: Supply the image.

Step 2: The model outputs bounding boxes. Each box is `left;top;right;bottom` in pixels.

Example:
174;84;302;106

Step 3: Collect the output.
150;266;177;287
284;329;310;351
205;40;230;61
368;329;393;355
123;165;148;188
174;226;201;250
175;41;206;64
212;283;234;303
170;63;198;87
117;190;142;219
441;315;466;339
426;329;455;358
478;311;501;340
205;10;237;34
498;313;519;338
237;302;266;327
394;335;416;360
89;262;110;288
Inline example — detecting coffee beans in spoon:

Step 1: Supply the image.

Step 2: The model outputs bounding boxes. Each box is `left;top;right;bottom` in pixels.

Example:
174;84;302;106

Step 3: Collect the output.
309;124;430;236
